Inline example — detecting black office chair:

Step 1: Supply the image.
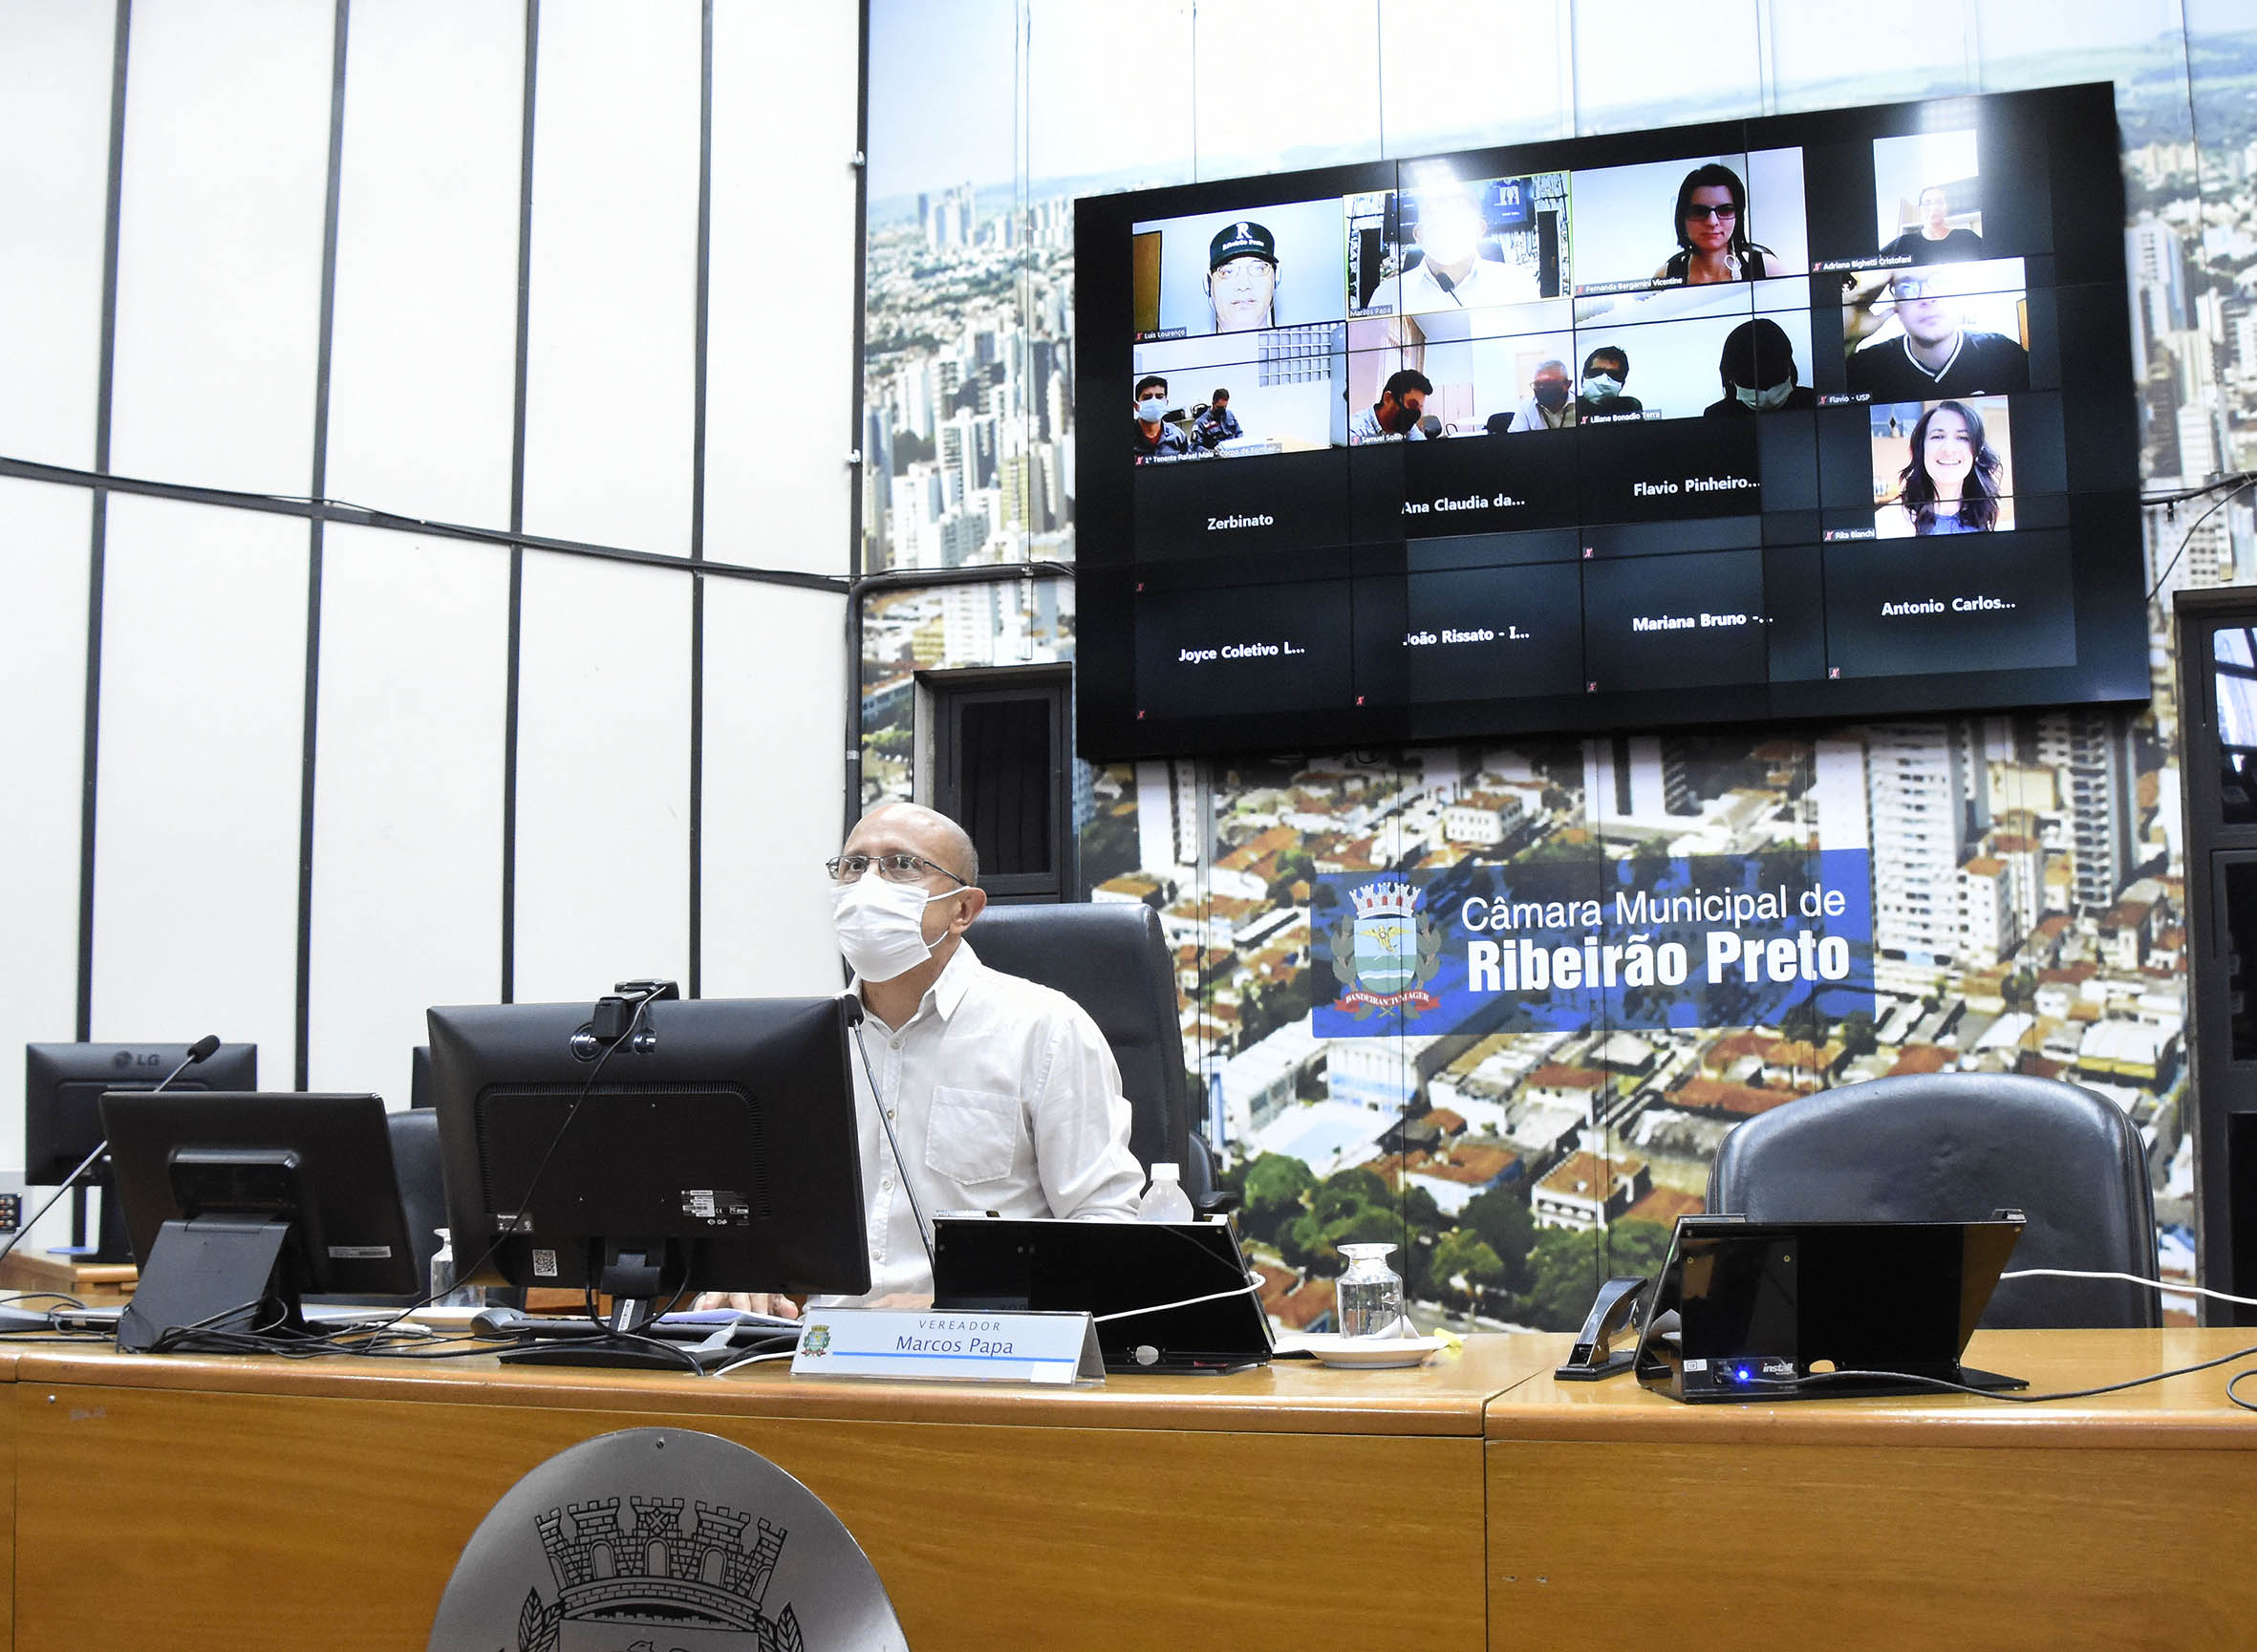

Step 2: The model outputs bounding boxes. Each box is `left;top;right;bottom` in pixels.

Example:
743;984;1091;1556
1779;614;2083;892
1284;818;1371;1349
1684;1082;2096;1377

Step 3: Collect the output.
385;1106;446;1300
965;901;1226;1212
1706;1072;2160;1328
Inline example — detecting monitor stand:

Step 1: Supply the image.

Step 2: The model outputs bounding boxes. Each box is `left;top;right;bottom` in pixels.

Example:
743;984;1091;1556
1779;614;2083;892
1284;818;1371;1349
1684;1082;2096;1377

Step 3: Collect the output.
116;1214;301;1354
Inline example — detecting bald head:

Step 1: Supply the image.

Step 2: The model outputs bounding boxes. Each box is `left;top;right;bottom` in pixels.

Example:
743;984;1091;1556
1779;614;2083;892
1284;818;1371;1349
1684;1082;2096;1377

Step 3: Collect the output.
848;802;979;888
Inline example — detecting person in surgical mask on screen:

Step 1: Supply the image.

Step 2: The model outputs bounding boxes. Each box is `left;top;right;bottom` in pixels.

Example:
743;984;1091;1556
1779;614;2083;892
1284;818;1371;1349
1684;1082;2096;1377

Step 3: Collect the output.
700;804;1143;1317
1575;345;1643;423
1704;317;1819;416
1507;360;1577;431
1133;373;1193;460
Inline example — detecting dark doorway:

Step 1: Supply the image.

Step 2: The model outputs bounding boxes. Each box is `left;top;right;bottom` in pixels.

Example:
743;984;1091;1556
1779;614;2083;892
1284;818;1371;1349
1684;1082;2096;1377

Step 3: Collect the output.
921;664;1075;904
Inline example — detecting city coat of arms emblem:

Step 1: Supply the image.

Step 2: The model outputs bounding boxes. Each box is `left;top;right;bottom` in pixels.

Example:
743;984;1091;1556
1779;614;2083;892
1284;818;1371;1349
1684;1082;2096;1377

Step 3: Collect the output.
1327;879;1441;1019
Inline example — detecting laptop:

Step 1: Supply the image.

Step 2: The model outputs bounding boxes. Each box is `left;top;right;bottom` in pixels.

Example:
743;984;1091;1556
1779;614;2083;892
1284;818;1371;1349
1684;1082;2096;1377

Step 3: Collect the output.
932;1216;1274;1375
1632;1212;2029;1403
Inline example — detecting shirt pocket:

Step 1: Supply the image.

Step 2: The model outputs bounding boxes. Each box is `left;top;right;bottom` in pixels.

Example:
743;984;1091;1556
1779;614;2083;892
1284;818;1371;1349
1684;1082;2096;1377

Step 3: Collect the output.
924;1086;1022;1187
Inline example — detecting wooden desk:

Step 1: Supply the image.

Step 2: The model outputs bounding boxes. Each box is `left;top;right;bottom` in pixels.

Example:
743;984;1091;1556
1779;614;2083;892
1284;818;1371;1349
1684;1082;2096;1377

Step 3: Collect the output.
10;1335;1557;1652
1485;1328;2257;1651
0;1254;135;1305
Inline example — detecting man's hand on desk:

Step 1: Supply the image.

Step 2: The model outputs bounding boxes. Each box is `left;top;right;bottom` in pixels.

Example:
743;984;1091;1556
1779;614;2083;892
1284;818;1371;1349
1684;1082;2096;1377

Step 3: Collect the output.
694;1293;802;1318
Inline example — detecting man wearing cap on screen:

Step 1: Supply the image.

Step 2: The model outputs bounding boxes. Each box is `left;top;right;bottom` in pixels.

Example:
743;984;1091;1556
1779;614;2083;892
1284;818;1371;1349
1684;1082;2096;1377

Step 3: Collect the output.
1880;185;1985;264
1193;387;1242;450
1846;267;2028;401
1206;220;1279;333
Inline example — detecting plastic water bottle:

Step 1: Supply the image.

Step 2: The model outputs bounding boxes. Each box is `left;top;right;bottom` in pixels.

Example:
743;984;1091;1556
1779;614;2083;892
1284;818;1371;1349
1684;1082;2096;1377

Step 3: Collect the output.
1136;1163;1194;1223
1337;1243;1407;1339
429;1227;481;1308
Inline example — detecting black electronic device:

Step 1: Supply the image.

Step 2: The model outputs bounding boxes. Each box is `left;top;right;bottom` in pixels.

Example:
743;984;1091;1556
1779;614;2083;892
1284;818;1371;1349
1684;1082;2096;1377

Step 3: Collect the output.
425;993;869;1371
1631;1213;2029;1402
24;1041;259;1261
1079;81;2144;760
99;1090;419;1353
932;1215;1273;1374
1556;1274;1649;1381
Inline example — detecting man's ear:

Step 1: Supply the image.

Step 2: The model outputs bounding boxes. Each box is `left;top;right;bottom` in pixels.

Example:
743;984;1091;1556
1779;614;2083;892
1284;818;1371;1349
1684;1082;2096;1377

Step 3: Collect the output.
953;886;989;935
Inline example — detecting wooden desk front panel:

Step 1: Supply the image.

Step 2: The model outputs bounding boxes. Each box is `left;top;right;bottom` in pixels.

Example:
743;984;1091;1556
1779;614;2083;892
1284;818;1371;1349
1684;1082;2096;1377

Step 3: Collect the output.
15;1382;1487;1652
1486;1435;2252;1650
1484;1330;2257;1652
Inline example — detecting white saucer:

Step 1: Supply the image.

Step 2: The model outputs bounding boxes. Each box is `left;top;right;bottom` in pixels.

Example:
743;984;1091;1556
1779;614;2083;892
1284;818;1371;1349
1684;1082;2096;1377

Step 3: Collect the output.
1300;1334;1446;1370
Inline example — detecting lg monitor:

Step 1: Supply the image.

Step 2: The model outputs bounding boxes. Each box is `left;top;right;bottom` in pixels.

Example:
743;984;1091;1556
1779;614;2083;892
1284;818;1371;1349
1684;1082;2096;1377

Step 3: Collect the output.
99;1089;419;1353
24;1041;260;1261
425;992;871;1369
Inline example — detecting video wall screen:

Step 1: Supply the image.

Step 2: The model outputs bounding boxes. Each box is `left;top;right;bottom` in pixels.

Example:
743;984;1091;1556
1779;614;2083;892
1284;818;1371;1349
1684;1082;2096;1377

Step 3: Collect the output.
1076;84;2146;761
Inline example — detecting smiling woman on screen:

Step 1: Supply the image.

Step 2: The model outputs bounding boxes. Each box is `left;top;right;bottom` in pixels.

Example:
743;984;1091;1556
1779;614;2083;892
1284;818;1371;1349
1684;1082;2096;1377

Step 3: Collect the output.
1893;399;2005;535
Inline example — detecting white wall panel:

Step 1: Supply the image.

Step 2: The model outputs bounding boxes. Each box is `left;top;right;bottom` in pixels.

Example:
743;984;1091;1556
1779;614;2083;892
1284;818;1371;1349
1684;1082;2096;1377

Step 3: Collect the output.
521;0;700;556
0;482;93;1176
107;0;333;497
700;579;848;998
307;525;509;1106
1571;0;1763;134
325;0;523;530
705;2;858;577
0;5;115;470
1192;0;1381;178
90;497;307;1082
513;552;693;1004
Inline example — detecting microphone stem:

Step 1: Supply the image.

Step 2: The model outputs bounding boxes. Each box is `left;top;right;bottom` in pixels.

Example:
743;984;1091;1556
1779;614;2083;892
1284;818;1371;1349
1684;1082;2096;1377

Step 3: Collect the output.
852;1024;935;1278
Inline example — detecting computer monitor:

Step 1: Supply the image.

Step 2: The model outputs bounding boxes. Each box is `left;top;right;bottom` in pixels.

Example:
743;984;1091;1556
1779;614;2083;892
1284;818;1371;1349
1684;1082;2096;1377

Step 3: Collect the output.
99;1090;420;1353
24;1041;260;1260
425;993;871;1368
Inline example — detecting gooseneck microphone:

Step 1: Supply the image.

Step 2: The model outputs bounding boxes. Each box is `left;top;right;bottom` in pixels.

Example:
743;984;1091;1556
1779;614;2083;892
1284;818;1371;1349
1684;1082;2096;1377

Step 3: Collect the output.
0;1035;224;1269
154;1035;223;1092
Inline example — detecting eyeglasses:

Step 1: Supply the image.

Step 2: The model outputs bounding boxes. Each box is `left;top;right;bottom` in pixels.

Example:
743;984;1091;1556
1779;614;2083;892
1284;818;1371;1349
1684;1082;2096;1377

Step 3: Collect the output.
1888;275;1944;299
1684;204;1738;221
827;851;971;887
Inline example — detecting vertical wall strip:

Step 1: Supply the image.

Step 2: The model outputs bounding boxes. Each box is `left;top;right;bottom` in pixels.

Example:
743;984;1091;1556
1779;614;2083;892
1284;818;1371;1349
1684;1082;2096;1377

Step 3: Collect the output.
502;0;541;1004
75;0;134;1042
294;0;352;1089
688;0;714;998
843;0;873;842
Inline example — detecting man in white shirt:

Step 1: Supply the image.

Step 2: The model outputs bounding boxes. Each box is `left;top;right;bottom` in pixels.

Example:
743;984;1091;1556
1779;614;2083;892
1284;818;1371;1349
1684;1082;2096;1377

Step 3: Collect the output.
705;803;1144;1314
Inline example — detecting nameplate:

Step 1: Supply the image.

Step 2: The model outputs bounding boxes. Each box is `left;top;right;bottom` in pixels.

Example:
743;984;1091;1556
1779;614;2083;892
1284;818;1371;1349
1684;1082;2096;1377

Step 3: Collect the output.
791;1308;1105;1385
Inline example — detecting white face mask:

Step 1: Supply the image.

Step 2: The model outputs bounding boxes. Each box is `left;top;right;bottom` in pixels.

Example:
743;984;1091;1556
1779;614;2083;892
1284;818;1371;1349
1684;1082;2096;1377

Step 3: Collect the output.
1734;379;1795;410
832;874;962;982
1582;373;1623;401
1136;396;1168;422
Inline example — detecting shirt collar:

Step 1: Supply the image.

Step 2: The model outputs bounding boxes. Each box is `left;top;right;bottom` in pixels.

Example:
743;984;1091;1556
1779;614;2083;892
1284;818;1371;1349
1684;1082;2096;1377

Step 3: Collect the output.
850;938;984;1032
1902;329;1965;383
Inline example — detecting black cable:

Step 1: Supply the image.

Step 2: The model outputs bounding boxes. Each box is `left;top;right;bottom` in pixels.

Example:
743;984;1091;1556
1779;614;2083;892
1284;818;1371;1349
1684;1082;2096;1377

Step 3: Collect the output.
2146;474;2257;603
1744;1340;2257;1405
2229;1368;2257;1414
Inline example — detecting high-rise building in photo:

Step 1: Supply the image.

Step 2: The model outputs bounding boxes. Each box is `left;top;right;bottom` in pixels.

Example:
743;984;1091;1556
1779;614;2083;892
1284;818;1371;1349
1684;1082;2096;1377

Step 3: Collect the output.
1865;721;1973;968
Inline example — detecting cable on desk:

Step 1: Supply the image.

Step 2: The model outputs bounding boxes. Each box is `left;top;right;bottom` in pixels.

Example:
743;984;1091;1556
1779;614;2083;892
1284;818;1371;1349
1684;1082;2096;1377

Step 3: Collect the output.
2002;1267;2257;1309
1092;1276;1265;1323
1743;1340;2257;1404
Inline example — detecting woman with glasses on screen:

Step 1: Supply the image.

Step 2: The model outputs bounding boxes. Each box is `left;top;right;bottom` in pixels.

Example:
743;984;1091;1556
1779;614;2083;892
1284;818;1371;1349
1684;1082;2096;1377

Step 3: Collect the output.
1887;399;2005;536
1654;162;1773;285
